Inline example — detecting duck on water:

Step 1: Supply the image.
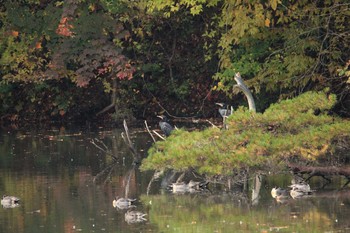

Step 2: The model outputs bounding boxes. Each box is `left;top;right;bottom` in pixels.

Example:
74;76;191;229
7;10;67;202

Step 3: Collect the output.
113;197;136;210
1;195;20;208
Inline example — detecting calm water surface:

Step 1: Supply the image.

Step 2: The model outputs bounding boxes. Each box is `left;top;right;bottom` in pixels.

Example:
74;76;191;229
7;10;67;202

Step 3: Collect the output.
0;127;350;233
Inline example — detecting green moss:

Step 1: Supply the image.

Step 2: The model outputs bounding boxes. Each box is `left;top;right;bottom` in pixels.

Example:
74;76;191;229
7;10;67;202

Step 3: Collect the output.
141;91;350;175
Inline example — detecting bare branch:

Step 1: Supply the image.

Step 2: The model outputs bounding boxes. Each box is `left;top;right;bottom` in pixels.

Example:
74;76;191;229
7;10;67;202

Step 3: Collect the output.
90;138;118;160
121;120;141;163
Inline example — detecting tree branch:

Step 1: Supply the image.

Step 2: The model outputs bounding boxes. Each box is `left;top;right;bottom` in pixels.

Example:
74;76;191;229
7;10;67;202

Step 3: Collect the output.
234;72;256;112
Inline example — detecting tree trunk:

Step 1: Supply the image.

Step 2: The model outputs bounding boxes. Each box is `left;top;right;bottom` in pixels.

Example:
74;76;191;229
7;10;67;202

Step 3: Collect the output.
96;79;117;116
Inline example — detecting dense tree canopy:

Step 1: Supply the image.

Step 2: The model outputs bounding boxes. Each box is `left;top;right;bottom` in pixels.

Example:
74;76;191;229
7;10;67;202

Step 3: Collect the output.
0;0;349;123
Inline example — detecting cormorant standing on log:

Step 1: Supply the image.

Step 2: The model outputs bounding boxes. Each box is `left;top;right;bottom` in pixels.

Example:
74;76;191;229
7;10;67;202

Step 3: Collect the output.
157;115;174;137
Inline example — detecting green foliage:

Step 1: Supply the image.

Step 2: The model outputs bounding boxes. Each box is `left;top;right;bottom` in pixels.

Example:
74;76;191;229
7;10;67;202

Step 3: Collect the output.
144;0;350;114
141;91;350;175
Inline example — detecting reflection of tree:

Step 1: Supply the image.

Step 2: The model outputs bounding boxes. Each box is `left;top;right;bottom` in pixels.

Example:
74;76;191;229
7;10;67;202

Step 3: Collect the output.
92;121;141;200
141;191;350;233
251;174;262;206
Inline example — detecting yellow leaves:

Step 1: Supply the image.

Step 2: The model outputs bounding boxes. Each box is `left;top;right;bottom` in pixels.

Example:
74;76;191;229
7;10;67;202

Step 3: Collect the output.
170;3;179;12
271;1;277;11
265;18;270;27
270;0;280;11
218;81;223;88
190;4;202;15
299;144;330;160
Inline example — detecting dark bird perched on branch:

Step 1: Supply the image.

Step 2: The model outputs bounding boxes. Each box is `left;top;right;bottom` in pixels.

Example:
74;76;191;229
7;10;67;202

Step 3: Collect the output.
215;103;232;117
157;115;174;137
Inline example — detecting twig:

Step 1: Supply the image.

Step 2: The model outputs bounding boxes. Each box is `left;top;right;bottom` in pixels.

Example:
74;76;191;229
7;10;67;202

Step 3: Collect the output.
90;139;108;153
124;165;136;198
121;132;138;158
93;160;118;183
152;130;166;140
206;120;219;129
144;120;157;143
123;119;133;146
90;138;117;160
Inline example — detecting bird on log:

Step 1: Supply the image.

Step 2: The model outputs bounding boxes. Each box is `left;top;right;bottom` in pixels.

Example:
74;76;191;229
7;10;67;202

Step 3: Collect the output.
157;115;174;137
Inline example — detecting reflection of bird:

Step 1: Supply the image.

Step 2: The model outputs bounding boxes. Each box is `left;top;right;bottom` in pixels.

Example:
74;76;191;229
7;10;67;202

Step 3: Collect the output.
215;103;232;117
1;195;20;208
290;187;312;199
289;183;311;192
112;197;136;209
125;210;147;224
271;187;289;199
157;115;174;137
170;180;208;194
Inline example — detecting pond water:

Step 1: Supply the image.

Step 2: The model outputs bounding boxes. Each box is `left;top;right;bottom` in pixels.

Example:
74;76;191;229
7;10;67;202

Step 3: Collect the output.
0;126;350;233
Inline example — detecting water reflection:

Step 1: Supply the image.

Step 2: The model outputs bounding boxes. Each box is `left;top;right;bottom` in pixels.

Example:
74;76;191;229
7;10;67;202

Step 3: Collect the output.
0;127;349;233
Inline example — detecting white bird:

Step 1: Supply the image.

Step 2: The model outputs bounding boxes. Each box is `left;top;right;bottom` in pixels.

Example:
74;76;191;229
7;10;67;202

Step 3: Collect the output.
125;210;147;224
289;184;314;199
112;197;136;209
1;195;20;208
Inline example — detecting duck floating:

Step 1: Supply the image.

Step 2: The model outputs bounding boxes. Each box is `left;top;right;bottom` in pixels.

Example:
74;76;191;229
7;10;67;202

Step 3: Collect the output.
112;197;136;210
1;195;20;208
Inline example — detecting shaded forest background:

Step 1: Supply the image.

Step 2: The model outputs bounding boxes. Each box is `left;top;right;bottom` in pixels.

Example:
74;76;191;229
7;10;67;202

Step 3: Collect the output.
0;0;349;125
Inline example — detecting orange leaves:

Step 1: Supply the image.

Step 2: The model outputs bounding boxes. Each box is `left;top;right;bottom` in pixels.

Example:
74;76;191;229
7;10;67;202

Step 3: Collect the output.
116;63;135;80
11;30;19;37
35;42;42;49
56;17;74;37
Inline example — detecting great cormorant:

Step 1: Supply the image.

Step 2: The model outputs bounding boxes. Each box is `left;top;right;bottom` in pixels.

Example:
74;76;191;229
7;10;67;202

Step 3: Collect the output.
157;115;174;136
